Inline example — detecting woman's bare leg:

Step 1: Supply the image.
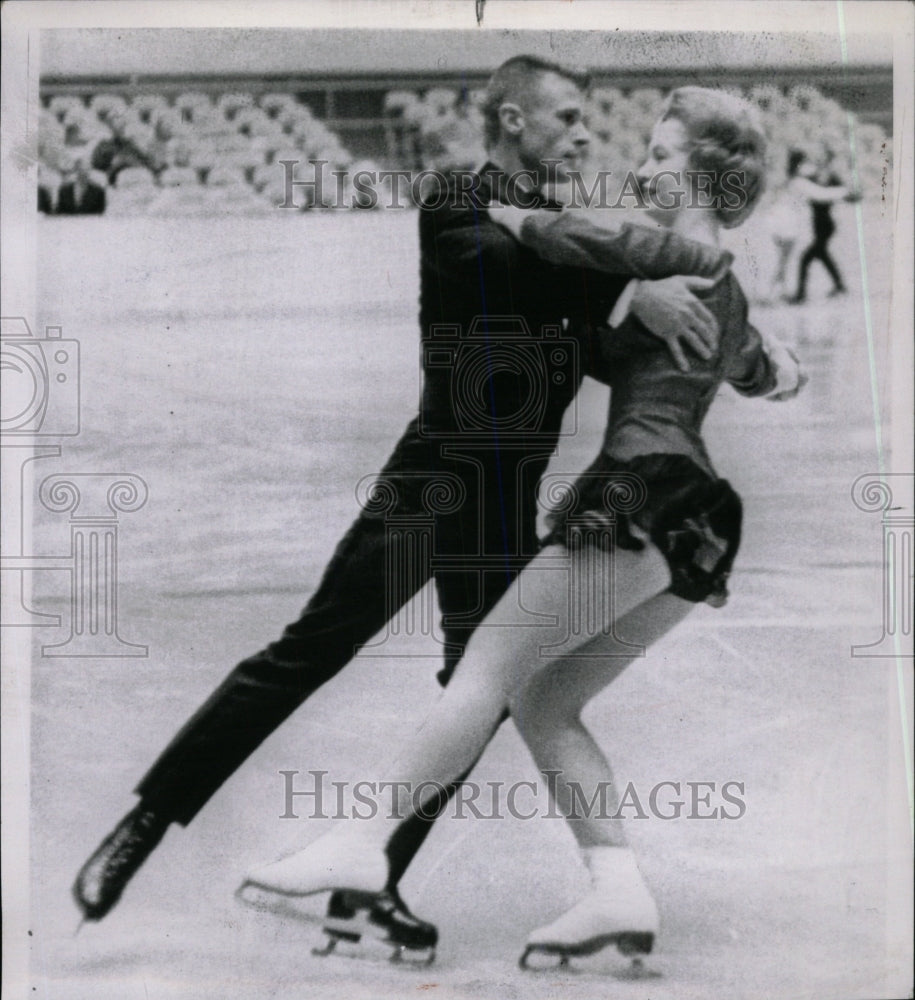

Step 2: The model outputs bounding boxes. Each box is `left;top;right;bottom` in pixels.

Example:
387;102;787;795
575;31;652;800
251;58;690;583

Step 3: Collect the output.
512;592;693;963
510;592;693;848
377;543;672;820
242;544;673;893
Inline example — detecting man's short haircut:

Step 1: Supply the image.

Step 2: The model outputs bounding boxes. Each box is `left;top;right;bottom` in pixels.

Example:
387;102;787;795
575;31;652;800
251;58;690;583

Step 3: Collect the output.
482;55;591;149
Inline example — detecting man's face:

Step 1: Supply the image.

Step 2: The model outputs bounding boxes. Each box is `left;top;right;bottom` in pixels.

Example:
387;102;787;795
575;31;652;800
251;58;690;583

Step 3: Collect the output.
515;72;590;181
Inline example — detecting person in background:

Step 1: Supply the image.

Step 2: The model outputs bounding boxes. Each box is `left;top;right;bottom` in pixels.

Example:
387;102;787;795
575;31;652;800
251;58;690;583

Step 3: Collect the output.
38;163;59;213
787;147;859;304
766;149;807;301
91;110;159;186
57;156;107;215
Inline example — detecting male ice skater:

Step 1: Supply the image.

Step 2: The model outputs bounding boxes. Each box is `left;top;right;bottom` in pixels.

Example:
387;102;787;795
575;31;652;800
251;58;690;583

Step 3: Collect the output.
74;55;727;953
787;147;858;303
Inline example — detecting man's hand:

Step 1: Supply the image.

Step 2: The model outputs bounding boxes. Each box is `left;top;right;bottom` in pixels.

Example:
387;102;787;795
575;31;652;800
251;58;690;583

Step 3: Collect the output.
629;276;719;372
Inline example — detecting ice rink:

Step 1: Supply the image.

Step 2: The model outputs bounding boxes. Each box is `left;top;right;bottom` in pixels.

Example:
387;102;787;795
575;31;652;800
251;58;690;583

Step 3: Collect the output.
23;203;912;999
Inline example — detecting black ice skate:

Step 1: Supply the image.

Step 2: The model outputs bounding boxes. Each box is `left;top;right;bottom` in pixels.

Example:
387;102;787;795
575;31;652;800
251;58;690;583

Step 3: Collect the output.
73;804;170;921
313;888;438;965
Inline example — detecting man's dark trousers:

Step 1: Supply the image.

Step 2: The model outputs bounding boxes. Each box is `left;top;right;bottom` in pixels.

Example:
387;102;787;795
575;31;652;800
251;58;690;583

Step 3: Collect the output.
134;164;726;842
135;417;551;828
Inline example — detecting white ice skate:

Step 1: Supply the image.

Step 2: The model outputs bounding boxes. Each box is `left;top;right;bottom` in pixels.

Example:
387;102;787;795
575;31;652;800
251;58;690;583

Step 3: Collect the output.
235;829;388;916
519;847;659;970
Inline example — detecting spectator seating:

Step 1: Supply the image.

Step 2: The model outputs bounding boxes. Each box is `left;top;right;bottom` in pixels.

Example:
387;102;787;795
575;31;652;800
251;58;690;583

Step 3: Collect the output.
131;93;170;123
217;92;255;118
204;165;269;213
38;79;889;214
48;94;85;122
173;91;213;121
106;166;158;216
259;92;298;118
89;93;128;122
148;165;206;216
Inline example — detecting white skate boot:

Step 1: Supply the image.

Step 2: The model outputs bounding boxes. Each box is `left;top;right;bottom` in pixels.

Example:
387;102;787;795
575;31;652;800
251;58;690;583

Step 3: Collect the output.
519;846;658;970
236;828;388;915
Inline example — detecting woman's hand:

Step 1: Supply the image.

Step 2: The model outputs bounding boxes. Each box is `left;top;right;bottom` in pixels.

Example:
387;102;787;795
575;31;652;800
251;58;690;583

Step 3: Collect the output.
761;332;808;401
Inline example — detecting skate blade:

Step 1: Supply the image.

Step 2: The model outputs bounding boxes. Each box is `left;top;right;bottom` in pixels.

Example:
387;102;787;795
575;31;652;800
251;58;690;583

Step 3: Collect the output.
519;931;655;972
311;927;361;957
388;942;436;967
519;948;660;978
325;915;437;963
613;956;662;981
311;929;434;966
239;883;435;966
518;948;580;972
319;916;436;966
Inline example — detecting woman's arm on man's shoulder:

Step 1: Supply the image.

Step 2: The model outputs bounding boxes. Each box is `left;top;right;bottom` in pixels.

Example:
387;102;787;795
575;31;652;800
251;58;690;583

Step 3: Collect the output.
493;205;731;280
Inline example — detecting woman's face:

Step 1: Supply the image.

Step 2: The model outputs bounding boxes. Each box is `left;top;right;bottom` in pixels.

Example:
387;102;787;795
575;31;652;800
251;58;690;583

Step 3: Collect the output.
636;117;692;222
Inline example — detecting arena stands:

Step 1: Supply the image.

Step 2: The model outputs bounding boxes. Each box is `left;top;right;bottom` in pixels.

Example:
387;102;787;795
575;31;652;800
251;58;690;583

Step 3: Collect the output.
38;75;890;215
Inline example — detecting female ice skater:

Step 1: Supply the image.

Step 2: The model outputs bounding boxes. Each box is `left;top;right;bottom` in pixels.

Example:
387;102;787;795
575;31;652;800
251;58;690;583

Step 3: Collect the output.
239;87;803;966
766;149;808;301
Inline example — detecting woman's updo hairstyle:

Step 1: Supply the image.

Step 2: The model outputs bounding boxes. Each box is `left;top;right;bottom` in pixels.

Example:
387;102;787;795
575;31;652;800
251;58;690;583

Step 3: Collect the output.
662;87;767;228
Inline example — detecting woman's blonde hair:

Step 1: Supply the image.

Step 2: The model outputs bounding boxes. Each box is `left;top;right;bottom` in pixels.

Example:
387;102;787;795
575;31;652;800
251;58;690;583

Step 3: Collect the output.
662;87;767;228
